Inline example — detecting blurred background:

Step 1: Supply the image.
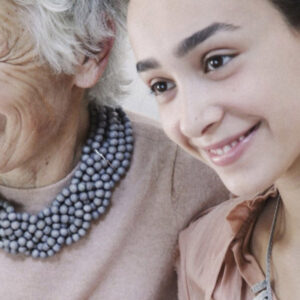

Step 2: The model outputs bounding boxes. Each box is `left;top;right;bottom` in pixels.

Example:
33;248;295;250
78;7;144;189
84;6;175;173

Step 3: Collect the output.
121;41;160;121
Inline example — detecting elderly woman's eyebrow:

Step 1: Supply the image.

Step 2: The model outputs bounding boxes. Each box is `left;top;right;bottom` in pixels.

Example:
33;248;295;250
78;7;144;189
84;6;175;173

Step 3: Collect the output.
175;22;240;57
136;58;161;73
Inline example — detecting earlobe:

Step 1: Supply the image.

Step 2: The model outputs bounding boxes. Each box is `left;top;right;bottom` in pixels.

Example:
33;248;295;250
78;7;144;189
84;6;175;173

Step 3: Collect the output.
74;37;114;89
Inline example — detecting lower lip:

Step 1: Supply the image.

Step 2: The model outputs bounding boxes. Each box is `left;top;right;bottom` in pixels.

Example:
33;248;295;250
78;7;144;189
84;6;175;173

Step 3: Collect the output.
205;125;259;167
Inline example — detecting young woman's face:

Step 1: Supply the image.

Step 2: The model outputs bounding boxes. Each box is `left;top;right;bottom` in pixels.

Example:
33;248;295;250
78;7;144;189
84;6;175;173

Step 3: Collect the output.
128;0;300;196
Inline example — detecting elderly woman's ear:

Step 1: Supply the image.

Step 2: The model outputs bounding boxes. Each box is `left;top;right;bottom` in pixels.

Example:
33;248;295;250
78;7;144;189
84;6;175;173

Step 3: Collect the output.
73;37;114;89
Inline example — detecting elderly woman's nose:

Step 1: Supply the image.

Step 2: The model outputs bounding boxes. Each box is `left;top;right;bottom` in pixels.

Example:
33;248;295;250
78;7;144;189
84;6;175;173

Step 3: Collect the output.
178;92;224;137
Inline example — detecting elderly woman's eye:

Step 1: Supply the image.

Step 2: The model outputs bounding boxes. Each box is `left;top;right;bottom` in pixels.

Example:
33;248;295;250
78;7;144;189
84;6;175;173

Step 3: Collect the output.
204;54;235;73
150;80;176;96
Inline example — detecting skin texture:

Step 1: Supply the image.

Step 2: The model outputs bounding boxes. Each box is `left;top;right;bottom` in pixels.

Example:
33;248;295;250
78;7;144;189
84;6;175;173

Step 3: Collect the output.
128;0;300;298
0;2;111;188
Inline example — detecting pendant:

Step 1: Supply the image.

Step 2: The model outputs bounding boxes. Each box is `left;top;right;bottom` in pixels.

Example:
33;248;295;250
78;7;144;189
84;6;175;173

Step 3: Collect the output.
253;290;268;300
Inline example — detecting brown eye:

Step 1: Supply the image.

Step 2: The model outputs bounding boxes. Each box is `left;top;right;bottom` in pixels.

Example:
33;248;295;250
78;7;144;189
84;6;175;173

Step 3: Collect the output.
204;54;234;73
150;80;176;96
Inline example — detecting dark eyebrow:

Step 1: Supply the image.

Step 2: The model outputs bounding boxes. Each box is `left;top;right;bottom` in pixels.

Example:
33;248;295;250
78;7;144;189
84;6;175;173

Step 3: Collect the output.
136;58;161;73
175;22;240;57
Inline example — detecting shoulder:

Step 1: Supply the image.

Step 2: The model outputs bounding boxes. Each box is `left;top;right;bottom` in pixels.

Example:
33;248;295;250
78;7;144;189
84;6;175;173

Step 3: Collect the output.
127;111;167;143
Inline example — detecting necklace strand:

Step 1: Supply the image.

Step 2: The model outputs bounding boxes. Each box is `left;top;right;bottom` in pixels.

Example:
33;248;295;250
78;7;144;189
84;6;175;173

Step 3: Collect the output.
0;103;133;259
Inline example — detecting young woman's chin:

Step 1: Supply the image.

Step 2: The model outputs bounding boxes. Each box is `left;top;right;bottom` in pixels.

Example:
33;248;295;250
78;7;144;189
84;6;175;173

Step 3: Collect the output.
217;172;274;197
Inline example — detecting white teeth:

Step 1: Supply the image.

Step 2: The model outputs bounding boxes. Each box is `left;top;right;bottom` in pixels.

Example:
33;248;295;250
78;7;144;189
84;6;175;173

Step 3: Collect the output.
209;133;246;156
223;145;232;153
239;135;245;142
216;149;224;156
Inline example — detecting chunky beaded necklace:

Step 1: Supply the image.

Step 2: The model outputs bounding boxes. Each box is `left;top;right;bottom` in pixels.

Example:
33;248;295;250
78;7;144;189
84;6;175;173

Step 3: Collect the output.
0;103;133;259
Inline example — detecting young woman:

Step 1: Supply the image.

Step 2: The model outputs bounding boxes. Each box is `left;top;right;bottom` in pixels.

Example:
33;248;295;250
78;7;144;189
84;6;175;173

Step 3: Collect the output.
127;0;300;299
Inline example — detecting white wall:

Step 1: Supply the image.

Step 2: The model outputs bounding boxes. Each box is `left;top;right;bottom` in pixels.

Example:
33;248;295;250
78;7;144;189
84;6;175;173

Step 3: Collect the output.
121;42;160;121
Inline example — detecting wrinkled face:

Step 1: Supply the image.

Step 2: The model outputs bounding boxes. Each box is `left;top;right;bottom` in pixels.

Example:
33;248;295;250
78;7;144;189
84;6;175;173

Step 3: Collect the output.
0;2;77;173
128;0;300;196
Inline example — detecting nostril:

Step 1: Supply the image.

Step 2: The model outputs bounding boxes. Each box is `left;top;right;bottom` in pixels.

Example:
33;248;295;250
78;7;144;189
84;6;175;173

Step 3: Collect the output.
201;123;214;135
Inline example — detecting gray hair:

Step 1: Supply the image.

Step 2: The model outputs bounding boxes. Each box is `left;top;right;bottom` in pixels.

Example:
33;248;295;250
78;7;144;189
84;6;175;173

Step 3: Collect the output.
13;0;128;106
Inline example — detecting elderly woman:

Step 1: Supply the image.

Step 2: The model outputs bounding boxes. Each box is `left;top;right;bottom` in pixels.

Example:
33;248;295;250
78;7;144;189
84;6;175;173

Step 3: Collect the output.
0;1;229;299
127;0;300;299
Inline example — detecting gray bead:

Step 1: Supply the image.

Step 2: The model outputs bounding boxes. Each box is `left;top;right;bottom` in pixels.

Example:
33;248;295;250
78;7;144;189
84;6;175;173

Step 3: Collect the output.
94;162;102;171
22;213;30;222
98;206;105;214
88;191;95;199
104;191;112;199
72;234;80;242
26;240;34;249
15;229;23;238
43;244;50;251
117;167;126;176
56;194;64;202
43;226;51;235
28;224;36;234
70;194;78;202
42;208;51;217
62;188;70;197
47;237;55;247
101;174;110;184
83;214;92;221
59;205;68;215
95;190;104;198
53;244;61;252
78;183;86;192
47;250;54;257
95;180;103;189
68;207;75;215
57;237;64;245
6;206;14;213
35;230;43;239
92;212;100;220
75;209;83;218
74;170;83;179
60;228;68;237
74;218;83;227
93;198;102;206
51;230;59;238
40;251;47;258
82;174;90;182
104;182;111;190
112;174;120;182
45;217;52;225
51;215;60;223
66;237;73;245
8;213;17;221
70;224;77;233
79;193;88;201
82;222;90;230
53;223;60;230
83;205;92;213
103;200;110;207
61;215;69;224
10;241;18;250
1;220;10;228
51;206;59;214
37;220;46;230
32;249;39;258
19;247;26;253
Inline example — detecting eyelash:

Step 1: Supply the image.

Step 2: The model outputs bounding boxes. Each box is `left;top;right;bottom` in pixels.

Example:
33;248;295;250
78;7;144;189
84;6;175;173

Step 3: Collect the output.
203;54;236;73
149;53;237;96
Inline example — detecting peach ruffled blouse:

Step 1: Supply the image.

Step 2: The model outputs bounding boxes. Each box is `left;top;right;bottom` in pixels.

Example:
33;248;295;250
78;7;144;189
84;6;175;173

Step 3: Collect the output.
177;188;278;300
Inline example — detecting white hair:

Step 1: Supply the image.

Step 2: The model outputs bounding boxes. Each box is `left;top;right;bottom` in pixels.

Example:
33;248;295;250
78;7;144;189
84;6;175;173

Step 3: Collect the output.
13;0;128;106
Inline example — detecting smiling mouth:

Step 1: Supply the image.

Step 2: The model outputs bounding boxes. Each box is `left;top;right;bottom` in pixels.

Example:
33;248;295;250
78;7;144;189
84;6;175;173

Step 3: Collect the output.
206;122;261;156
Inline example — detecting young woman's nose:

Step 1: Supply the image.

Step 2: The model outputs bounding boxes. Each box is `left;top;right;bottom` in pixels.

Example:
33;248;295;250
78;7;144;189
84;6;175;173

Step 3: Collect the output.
178;89;224;138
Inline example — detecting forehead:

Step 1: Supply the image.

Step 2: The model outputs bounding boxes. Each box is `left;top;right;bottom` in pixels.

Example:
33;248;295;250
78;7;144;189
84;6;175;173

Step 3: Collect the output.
128;0;280;59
